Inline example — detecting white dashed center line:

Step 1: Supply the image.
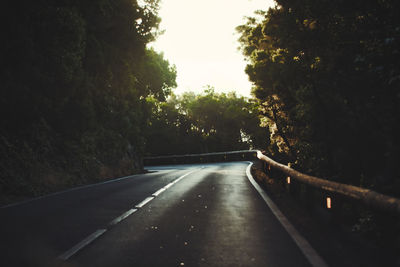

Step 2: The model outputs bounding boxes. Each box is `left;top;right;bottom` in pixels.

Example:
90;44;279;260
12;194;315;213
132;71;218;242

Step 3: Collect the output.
109;209;138;226
58;229;107;261
135;196;155;208
58;168;199;261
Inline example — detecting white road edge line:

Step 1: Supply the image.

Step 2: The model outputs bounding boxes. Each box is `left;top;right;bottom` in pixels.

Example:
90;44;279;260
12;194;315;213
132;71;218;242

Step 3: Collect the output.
58;229;107;261
246;162;329;267
109;209;138;226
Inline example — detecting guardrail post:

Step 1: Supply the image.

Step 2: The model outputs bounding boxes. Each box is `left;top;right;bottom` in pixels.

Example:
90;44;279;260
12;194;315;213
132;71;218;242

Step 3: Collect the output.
285;176;291;193
314;190;333;224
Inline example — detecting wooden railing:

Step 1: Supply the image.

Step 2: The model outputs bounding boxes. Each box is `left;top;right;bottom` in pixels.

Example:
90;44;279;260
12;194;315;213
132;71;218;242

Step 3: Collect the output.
256;151;400;214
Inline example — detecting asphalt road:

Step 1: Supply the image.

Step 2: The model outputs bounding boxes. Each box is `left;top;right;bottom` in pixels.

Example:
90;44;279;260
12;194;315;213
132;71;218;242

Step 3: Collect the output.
0;161;323;266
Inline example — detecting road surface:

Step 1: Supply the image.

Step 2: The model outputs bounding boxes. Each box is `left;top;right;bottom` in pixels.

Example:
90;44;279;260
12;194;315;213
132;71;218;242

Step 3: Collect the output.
0;161;325;266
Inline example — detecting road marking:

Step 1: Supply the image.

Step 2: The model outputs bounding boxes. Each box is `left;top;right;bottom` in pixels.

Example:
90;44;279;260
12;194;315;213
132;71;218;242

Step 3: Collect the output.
135;196;155;208
59;168;200;261
138;169;199;204
246;162;329;267
152;187;167;197
171;169;198;184
58;229;107;261
109;209;138;226
1;172;155;209
153;169;199;197
163;182;174;190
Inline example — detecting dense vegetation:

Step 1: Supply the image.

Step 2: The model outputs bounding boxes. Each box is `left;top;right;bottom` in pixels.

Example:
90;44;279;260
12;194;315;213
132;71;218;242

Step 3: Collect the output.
0;0;266;203
0;0;177;201
237;0;400;196
145;88;268;156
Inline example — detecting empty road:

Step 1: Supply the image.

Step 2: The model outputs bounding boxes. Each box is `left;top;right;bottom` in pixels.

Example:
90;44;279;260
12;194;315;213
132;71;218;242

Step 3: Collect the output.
0;161;325;266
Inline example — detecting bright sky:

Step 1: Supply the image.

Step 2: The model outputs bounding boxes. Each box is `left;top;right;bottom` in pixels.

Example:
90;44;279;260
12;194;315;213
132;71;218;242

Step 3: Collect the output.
150;0;275;97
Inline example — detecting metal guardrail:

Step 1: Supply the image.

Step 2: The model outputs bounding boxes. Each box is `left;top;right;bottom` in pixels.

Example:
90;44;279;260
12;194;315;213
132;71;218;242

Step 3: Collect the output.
256;151;400;214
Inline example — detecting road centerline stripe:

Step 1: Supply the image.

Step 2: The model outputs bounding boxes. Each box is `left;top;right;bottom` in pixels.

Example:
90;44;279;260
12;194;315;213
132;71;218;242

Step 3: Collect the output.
246;162;328;267
171;169;198;183
135;196;155;208
152;187;166;197
58;229;107;261
109;209;138;226
151;169;199;197
58;168;201;261
163;182;174;190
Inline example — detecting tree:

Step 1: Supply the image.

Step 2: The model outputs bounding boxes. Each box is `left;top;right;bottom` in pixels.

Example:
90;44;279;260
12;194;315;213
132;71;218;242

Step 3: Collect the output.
237;0;400;191
0;0;177;199
145;88;269;156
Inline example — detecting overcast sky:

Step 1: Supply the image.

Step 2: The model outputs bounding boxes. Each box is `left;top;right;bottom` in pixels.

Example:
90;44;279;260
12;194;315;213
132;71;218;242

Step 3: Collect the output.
150;0;275;97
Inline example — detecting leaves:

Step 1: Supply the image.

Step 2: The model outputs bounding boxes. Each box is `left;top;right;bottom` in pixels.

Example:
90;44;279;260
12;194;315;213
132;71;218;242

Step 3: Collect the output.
0;0;176;199
145;89;269;155
237;0;400;188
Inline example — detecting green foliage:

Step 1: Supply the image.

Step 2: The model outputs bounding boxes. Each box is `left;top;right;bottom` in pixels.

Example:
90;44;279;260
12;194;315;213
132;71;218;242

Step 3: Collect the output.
138;49;177;101
0;0;177;201
145;88;269;155
238;3;400;254
237;0;400;193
